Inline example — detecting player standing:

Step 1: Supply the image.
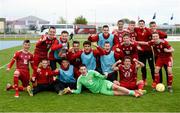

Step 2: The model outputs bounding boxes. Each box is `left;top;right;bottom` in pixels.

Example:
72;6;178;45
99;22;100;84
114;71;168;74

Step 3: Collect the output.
149;21;168;83
149;32;174;92
135;20;154;85
88;25;119;48
49;30;69;70
33;26;56;72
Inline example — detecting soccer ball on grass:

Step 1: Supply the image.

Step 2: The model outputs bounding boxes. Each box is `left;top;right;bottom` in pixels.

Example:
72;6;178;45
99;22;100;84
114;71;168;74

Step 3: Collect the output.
156;83;165;92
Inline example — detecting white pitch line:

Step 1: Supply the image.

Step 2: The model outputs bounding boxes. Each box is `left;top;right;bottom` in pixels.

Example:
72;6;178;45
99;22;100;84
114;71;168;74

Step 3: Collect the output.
0;63;8;70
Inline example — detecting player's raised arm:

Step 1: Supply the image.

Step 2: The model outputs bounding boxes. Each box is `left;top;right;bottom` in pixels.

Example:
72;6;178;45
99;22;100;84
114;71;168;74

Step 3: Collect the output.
133;58;145;68
112;60;121;71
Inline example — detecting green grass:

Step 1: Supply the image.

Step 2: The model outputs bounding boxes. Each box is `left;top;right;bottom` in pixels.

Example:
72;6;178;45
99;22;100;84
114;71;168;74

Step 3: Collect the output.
0;39;180;112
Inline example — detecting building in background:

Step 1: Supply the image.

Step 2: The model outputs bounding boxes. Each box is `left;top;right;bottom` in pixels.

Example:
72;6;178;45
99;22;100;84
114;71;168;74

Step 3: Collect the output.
6;15;49;34
0;18;6;33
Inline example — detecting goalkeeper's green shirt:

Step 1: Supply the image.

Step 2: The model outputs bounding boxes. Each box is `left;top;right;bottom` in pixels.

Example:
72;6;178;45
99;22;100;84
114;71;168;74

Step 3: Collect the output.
72;70;106;94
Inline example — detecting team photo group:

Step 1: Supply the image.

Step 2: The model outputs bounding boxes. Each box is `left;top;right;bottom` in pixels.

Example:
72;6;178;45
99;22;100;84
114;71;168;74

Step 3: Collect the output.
6;19;174;98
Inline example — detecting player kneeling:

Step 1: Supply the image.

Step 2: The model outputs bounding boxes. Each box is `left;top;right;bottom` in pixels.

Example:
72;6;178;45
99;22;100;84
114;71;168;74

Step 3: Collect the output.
112;56;147;94
6;40;33;98
27;59;58;96
62;64;144;97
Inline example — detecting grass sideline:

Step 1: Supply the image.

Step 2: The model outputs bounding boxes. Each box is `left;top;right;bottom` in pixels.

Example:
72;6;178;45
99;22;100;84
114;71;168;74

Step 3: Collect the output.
0;39;180;112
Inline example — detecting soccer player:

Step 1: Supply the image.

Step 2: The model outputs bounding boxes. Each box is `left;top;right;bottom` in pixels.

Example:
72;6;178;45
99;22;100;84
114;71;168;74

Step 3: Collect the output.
114;33;138;60
93;41;124;82
67;40;82;79
27;59;57;96
112;19;127;44
138;32;174;92
6;40;33;98
33;26;56;74
49;30;69;70
149;32;174;92
69;41;99;70
149;21;168;83
112;56;146;91
88;25;119;48
53;58;77;95
135;19;154;85
63;64;144;97
127;20;137;41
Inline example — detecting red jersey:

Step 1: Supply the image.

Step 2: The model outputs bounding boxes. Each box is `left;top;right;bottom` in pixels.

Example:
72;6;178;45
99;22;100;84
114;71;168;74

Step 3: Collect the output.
34;35;55;59
148;39;172;58
135;27;152;51
34;67;57;84
67;50;82;67
8;50;33;70
116;42;138;59
127;29;137;41
49;37;69;60
96;46;124;60
118;64;137;84
112;29;127;44
150;29;167;39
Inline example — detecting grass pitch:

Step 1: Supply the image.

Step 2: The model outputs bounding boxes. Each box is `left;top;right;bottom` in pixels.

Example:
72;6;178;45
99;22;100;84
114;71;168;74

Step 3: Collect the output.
0;38;180;112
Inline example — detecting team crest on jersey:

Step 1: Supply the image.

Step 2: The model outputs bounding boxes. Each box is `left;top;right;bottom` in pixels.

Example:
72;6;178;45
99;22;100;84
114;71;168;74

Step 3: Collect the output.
125;51;130;55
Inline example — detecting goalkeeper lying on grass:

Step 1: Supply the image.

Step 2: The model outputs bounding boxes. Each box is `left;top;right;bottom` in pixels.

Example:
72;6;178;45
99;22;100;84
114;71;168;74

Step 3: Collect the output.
63;64;146;97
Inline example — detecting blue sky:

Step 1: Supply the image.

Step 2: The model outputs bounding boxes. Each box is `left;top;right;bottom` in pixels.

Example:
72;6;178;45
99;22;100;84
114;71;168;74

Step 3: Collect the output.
0;0;179;24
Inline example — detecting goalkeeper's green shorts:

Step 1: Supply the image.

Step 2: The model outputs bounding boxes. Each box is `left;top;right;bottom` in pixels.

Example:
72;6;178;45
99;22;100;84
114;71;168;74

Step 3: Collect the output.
100;80;114;96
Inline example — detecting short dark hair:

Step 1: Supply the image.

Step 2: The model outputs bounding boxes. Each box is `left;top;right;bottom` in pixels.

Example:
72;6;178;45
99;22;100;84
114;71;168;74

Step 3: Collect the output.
129;20;136;24
103;25;109;28
73;40;80;45
138;19;145;24
122;33;130;38
149;21;156;26
83;41;91;46
123;56;132;62
61;57;69;62
152;32;159;35
49;26;56;30
117;20;124;24
104;41;110;45
23;40;30;44
41;58;48;62
79;64;87;69
61;30;69;34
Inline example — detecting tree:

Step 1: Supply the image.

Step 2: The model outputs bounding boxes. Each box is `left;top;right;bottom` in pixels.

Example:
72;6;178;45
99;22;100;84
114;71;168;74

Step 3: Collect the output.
74;15;88;24
57;17;67;24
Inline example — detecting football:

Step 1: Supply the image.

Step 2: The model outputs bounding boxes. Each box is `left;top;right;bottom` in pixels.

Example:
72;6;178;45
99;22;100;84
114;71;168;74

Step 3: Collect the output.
156;83;165;92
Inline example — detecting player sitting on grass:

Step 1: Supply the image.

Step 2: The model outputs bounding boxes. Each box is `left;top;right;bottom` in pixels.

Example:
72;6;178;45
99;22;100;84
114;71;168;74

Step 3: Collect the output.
53;58;77;95
63;64;145;97
112;56;146;93
6;40;34;98
27;59;57;96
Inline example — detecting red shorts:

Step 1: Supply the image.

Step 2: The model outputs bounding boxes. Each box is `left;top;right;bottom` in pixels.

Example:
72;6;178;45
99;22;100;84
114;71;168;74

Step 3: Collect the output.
16;69;30;87
120;82;137;90
156;57;173;67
